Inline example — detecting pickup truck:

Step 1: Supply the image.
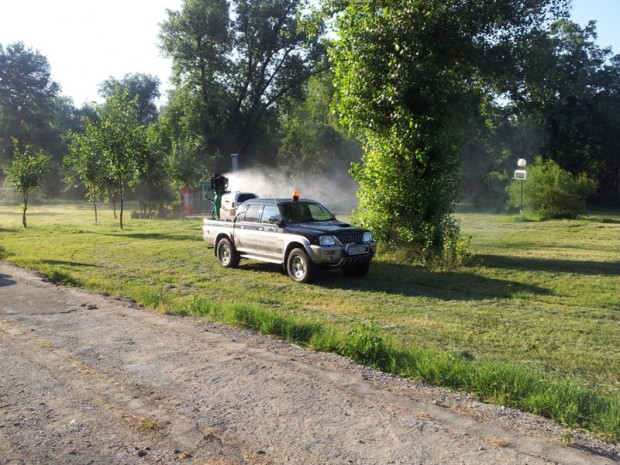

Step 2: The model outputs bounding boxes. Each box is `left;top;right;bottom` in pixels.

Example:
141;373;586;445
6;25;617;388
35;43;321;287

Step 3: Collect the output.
202;195;376;282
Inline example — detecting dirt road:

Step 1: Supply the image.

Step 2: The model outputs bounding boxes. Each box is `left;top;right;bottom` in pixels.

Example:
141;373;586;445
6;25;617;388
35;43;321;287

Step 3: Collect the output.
0;261;617;464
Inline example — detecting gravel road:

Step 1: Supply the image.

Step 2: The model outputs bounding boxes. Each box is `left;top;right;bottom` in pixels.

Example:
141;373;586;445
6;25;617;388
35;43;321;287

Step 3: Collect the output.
0;261;618;465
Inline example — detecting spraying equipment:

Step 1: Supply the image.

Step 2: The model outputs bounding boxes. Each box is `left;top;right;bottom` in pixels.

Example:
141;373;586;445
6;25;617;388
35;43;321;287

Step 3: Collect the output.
206;174;229;219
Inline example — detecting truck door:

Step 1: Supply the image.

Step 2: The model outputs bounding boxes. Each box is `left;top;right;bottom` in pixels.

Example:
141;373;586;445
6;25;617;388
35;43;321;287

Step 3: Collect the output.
258;204;284;260
234;203;263;253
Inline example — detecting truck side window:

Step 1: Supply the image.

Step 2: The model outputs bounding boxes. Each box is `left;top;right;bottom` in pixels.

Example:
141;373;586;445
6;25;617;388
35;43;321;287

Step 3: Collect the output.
260;205;280;224
244;204;262;223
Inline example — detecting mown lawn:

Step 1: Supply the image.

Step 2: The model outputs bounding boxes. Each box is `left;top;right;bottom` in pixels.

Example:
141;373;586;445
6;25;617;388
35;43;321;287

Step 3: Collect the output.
1;203;619;439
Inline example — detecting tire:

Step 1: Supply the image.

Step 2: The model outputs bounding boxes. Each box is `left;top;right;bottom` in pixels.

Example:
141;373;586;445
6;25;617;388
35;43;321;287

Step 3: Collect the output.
341;261;370;277
216;238;240;268
286;248;315;283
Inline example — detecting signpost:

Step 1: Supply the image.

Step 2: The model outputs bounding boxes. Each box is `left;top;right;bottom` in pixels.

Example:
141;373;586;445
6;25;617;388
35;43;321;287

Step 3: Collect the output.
514;159;527;214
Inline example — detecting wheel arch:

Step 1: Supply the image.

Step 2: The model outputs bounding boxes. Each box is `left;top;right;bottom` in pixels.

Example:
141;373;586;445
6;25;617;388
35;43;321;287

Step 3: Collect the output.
283;241;310;264
214;233;234;256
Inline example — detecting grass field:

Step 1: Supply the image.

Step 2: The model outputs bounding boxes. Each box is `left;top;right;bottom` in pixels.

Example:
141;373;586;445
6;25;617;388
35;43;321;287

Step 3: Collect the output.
1;202;619;440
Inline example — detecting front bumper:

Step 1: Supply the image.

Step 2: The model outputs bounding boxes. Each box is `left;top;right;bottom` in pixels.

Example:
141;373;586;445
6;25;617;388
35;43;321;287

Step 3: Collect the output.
307;242;376;266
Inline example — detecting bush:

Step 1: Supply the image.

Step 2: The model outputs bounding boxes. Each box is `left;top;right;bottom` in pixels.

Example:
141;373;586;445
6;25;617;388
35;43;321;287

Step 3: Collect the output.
507;157;598;219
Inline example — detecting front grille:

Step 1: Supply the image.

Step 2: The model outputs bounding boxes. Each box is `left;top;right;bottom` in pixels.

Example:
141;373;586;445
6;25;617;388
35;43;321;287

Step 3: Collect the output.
336;232;363;244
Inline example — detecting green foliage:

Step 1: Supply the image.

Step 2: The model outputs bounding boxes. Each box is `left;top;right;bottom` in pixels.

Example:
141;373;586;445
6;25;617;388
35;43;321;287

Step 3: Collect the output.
3;140;50;227
510;19;620;204
46;269;82;287
0;42;60;167
159;0;324;169
99;73;161;125
327;0;569;264
69;87;149;228
349;128;464;265
66;127;108;222
507;157;598;219
340;321;394;371
279;72;362;183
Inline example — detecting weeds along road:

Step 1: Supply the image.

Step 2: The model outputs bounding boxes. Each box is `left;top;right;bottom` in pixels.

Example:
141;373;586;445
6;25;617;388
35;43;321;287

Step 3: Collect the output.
0;261;617;465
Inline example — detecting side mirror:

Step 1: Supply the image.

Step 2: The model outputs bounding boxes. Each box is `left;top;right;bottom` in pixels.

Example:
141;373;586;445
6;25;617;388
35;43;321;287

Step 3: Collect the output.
268;215;281;225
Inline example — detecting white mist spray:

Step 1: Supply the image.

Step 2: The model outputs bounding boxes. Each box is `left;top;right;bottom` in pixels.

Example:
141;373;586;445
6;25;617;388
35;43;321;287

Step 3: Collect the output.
221;169;360;214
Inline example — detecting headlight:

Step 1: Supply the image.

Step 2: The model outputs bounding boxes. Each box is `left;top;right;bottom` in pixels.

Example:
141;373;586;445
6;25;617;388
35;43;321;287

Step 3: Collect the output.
319;235;336;246
363;231;373;242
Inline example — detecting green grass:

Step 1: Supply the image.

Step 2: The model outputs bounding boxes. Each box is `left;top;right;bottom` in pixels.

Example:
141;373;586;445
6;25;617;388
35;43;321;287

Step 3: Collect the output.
1;203;619;440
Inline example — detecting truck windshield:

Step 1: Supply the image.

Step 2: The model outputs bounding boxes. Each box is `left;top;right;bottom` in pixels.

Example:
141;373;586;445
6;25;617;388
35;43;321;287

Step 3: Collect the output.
281;202;336;224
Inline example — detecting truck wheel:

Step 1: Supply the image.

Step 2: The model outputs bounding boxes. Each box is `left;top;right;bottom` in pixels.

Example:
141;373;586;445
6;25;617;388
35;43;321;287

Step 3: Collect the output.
341;262;370;277
217;238;240;268
287;248;315;283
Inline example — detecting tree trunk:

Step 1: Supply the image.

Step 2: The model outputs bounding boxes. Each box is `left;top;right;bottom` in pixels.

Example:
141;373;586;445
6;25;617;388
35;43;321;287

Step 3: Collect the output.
180;190;184;222
93;200;98;223
22;193;28;228
119;181;124;230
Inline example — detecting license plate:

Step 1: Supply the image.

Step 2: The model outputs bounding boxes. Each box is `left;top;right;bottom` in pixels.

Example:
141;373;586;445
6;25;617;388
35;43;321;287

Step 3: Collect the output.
347;245;368;255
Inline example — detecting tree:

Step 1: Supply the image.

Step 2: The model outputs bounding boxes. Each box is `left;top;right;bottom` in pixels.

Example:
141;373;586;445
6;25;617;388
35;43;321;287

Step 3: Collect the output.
0;42;61;189
159;0;325;171
158;86;215;186
65;124;108;222
99;73;161;125
325;0;569;263
3;139;50;228
279;72;362;204
507;156;598;219
228;0;325;163
137;123;173;217
509;19;620;205
101;88;149;228
159;0;232;170
100;74;171;214
68;88;147;228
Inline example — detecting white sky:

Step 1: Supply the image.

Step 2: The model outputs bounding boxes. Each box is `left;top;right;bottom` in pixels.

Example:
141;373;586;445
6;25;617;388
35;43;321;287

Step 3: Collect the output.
0;0;183;106
0;0;618;107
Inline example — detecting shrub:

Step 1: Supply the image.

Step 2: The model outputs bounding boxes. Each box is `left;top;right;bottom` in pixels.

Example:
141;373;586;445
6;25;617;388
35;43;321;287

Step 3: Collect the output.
507;157;598;219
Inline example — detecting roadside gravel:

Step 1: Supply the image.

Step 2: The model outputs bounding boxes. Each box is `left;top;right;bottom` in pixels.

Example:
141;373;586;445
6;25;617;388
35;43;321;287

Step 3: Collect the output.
0;261;618;464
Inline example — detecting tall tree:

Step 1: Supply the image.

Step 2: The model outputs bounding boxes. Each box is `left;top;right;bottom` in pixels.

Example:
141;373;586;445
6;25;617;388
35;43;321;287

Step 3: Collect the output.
325;0;569;263
229;0;325;163
510;19;620;204
0;42;60;170
99;73;161;125
159;0;232;168
279;72;361;182
159;0;324;171
100;74;171;211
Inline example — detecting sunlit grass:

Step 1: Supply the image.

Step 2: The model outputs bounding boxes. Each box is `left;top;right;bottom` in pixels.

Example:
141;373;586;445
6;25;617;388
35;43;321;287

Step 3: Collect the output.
1;203;619;439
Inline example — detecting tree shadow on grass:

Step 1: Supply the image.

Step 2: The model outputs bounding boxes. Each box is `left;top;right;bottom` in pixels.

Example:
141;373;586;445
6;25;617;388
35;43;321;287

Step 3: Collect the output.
237;260;550;301
97;232;201;242
40;260;102;268
476;254;620;277
320;262;550;301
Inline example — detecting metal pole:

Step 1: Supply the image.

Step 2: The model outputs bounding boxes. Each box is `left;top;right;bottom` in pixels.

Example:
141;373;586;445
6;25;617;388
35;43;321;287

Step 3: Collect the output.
520;180;523;214
231;153;238;173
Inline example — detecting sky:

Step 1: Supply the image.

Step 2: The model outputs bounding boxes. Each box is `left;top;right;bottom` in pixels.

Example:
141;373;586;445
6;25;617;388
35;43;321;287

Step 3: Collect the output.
0;0;619;107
